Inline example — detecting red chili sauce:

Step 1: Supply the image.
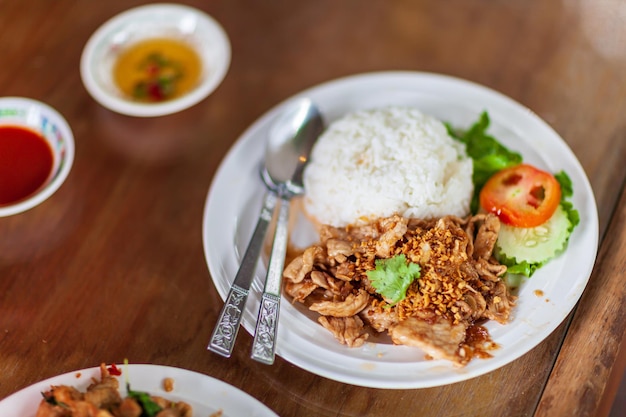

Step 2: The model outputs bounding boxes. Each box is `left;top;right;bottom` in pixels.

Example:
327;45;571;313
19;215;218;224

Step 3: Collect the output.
0;125;54;205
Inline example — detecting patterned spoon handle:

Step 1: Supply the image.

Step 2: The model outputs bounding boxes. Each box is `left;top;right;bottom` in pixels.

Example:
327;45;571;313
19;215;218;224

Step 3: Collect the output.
208;191;278;357
250;195;290;364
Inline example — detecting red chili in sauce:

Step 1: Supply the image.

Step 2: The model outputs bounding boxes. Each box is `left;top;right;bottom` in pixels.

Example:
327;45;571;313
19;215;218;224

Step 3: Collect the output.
0;125;54;205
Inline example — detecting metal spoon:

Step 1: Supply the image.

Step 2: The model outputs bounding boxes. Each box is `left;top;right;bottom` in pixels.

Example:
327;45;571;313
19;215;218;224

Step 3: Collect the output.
250;98;324;364
208;98;324;359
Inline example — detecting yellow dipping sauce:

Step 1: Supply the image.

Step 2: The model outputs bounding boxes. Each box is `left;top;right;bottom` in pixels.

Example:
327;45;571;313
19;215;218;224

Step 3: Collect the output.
113;38;202;103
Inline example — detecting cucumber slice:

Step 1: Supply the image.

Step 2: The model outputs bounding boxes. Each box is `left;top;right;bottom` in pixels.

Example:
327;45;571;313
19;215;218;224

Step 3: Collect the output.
496;204;572;265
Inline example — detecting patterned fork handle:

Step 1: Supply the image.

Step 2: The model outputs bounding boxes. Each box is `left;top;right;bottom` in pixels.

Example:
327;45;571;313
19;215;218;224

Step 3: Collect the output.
208;191;278;357
250;195;290;364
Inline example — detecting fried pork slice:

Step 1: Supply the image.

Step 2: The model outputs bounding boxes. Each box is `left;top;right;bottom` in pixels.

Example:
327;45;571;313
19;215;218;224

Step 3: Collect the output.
456;291;487;321
318;223;350;243
359;303;400;332
473;213;500;260
475;258;507;281
375;215;408;258
283;246;325;283
84;363;121;410
37;385;84;417
45;384;83;405
118;397;143;417
309;289;369;317
485;281;516;324
318;315;368;347
151;397;193;417
285;279;318;302
309;270;357;301
69;402;100;416
389;316;469;366
332;262;357;282
326;238;356;261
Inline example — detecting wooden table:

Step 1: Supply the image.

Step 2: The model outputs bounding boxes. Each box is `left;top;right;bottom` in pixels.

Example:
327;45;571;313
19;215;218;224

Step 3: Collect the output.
1;1;625;416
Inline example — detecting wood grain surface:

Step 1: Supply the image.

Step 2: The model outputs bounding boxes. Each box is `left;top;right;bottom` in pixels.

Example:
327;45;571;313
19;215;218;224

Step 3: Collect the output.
0;1;625;416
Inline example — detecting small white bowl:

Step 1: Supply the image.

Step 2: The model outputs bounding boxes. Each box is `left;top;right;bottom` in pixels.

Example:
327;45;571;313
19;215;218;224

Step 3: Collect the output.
0;97;75;217
80;3;231;117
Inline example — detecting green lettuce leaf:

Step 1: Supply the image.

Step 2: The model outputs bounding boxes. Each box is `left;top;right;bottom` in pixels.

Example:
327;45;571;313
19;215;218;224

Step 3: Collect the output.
498;255;544;277
447;111;522;213
554;170;580;231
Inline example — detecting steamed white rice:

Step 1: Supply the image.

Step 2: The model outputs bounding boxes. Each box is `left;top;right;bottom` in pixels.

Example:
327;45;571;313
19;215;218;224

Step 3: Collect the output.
303;107;473;227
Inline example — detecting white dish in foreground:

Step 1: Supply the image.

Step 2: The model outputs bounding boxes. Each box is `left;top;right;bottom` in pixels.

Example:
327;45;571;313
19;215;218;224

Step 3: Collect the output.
0;364;277;417
80;3;231;117
202;71;599;388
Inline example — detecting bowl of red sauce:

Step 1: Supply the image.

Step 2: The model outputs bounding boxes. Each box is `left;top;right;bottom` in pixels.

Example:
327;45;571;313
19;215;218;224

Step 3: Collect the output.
80;3;231;117
0;97;75;216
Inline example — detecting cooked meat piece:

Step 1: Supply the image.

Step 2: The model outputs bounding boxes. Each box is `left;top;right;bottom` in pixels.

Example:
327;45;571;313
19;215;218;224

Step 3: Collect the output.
84;386;121;410
318;223;349;243
326;238;355;261
346;222;382;241
407;217;435;229
283;255;305;282
310;270;347;295
473;213;500;260
459;261;479;281
285;279;318;302
310;289;369;317
318;315;368;347
283;246;325;283
36;401;71;417
375;215;408;258
485;281;516;324
332;262;356;281
69;401;100;416
117;397;143;417
84;365;121;410
172;401;193;417
149;396;192;417
48;385;83;405
390;316;468;366
359;303;400;332
37;385;96;417
475;258;507;281
309;270;331;289
456;292;487;321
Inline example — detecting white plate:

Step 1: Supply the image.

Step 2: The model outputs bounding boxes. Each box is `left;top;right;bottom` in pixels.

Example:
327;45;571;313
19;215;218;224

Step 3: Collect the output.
80;3;231;117
202;71;599;388
0;364;277;417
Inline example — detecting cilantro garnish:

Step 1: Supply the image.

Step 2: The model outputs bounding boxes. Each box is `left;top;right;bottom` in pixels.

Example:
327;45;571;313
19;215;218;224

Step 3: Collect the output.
366;254;421;304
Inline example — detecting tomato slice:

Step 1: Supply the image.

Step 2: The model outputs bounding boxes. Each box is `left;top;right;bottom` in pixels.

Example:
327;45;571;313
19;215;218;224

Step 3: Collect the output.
479;164;561;227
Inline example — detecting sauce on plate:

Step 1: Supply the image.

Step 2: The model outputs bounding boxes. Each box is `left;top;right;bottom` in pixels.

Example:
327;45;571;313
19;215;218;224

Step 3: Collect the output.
113;38;202;103
0;125;54;205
